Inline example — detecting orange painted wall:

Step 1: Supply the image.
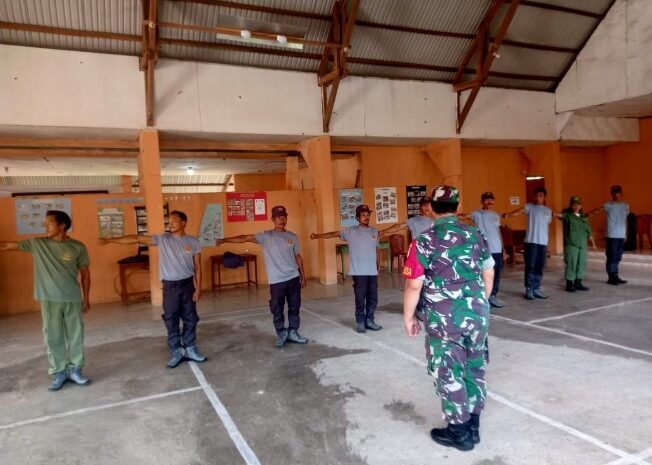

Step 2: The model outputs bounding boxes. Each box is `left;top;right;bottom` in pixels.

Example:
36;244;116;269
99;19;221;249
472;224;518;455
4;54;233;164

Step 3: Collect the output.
0;190;319;315
233;173;285;192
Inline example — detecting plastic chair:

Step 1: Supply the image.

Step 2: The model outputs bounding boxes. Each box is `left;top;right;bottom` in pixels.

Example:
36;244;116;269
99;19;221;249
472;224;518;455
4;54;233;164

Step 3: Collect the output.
636;214;652;250
389;234;407;272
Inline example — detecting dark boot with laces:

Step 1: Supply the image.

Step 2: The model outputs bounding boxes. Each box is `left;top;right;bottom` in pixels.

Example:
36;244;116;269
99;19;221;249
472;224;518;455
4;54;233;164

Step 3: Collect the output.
574;279;590;291
469;414;481;444
430;421;474;451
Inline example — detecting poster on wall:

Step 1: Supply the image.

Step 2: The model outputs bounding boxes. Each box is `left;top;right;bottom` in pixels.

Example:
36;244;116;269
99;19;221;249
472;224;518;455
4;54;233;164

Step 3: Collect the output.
16;198;73;235
97;208;125;239
199;204;224;247
374;187;398;224
406;185;428;219
339;188;363;227
226;192;267;222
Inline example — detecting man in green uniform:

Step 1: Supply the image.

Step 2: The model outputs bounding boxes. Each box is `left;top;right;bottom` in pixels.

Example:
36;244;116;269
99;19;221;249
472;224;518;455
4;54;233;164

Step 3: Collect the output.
557;196;596;292
403;186;494;452
0;210;91;391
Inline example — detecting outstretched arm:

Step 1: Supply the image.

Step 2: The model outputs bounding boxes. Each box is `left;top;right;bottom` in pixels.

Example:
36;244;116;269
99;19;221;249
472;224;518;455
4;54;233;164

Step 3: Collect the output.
380;223;407;236
0;241;19;252
217;234;258;246
310;231;341;240
99;235;153;246
586;206;604;217
457;213;472;221
502;207;525;219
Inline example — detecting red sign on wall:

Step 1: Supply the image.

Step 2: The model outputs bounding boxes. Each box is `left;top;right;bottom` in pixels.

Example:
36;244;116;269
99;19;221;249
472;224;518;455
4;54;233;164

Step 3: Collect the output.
226;192;268;222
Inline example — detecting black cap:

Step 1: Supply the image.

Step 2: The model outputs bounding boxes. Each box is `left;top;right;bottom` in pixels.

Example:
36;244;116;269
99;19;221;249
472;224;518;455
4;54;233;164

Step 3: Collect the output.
611;185;623;194
355;204;372;217
481;192;495;201
271;205;288;217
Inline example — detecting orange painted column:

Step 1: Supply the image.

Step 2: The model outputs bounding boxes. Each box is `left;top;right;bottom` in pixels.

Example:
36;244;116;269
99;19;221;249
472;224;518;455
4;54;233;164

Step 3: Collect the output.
300;136;337;285
286;154;301;190
121;175;133;193
137;129;164;306
424;139;464;210
522;142;564;255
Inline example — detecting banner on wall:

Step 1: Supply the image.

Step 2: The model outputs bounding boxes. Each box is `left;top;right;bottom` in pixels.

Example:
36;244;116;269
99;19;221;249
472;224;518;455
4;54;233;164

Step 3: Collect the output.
374;187;398;224
199;203;224;247
97;208;125;239
16;198;73;235
226;192;267;222
339;188;363;227
406;185;428;219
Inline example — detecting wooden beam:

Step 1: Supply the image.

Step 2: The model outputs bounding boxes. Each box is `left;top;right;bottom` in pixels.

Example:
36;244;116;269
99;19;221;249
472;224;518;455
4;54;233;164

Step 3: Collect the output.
158;139;298;151
0;148;292;159
0;138;139;149
142;0;158;127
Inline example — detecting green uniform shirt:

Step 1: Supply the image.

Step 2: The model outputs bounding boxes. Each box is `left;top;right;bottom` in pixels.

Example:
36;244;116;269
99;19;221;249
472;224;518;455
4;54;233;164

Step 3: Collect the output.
18;237;90;302
562;211;592;248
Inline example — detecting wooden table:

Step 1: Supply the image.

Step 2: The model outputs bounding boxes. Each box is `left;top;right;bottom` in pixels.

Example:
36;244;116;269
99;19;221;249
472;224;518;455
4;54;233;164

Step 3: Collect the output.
211;254;258;291
118;260;150;304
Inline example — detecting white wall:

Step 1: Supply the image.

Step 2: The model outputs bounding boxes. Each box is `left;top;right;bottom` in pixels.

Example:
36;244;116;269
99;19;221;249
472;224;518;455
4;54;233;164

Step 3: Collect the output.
556;0;652;113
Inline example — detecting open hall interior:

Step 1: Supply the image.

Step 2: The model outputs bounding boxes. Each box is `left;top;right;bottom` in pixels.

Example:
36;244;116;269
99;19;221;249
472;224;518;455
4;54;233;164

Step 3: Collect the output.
1;0;651;464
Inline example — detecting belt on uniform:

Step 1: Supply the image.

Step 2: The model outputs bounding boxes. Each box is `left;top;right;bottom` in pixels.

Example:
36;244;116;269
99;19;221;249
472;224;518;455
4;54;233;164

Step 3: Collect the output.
162;276;194;287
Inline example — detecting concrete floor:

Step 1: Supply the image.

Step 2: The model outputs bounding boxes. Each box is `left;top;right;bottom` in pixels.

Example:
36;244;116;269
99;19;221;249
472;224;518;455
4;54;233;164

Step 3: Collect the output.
1;256;651;465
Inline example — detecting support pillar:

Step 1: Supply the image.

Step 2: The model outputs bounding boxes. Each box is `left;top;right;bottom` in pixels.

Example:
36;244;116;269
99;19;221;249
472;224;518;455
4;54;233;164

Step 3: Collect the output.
121;175;133;193
138;129;164;306
286;154;301;190
300;136;337;285
424;139;464;211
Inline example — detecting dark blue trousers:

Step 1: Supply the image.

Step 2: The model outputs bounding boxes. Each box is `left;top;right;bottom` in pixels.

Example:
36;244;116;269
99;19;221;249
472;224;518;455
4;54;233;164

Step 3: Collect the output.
524;243;547;290
162;277;199;351
491;252;504;297
605;238;625;275
269;276;301;334
352;275;378;323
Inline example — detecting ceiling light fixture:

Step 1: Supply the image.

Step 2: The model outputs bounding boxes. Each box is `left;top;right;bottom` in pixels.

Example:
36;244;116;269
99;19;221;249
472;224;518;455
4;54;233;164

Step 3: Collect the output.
186;167;194;176
276;35;287;44
240;29;251;39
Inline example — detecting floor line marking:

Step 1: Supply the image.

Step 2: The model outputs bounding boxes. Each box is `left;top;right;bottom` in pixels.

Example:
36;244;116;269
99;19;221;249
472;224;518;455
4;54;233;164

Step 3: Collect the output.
528;297;652;324
189;362;262;465
0;386;202;431
301;308;648;465
602;447;652;465
492;315;652;357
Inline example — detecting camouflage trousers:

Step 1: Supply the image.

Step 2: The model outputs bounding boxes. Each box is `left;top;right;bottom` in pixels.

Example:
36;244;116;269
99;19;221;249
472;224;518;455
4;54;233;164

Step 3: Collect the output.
425;325;489;425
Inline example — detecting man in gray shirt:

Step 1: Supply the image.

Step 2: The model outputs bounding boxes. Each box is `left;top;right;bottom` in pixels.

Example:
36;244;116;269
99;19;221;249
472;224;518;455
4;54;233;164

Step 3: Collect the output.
100;210;206;368
588;185;630;285
460;192;506;308
504;187;552;300
219;206;308;348
382;196;435;241
312;205;383;333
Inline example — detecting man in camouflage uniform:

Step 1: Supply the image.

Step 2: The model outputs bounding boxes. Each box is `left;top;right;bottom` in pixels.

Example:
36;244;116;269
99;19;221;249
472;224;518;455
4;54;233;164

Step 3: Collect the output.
403;185;495;452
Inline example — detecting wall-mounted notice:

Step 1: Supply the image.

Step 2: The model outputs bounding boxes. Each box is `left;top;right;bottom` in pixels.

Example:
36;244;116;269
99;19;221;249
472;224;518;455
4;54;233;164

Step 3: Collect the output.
98;208;125;239
226;192;267;222
339;188;363;227
199;203;224;247
406;185;427;219
510;196;521;206
374;187;398;224
16;198;73;235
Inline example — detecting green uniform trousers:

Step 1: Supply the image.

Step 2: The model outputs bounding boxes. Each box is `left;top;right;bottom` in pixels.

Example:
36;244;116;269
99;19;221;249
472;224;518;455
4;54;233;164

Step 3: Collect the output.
40;301;85;375
564;245;587;281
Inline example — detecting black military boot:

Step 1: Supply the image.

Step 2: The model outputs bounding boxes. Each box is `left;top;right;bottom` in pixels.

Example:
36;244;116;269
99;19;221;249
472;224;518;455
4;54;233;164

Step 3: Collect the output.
565;280;576;292
469;414;481;444
615;274;628;284
607;273;620;285
355;321;366;333
430;421;474;451
574;279;589;291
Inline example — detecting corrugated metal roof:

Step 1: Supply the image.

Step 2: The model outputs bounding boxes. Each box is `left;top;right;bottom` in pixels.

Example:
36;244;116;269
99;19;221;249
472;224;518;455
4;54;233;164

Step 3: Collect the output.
0;0;617;92
0;175;123;186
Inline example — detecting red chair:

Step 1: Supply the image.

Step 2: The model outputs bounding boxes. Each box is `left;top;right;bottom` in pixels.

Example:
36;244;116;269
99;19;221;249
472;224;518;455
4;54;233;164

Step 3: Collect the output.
389;234;407;272
636;214;652;250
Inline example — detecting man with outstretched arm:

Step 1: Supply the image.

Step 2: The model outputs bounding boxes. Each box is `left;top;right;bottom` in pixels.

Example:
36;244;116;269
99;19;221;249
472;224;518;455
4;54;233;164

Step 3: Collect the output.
100;210;206;368
1;210;91;391
218;205;308;348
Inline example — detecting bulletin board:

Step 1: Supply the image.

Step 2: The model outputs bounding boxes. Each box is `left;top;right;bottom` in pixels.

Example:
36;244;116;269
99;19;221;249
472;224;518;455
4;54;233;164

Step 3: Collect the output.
15;198;73;235
226;192;267;222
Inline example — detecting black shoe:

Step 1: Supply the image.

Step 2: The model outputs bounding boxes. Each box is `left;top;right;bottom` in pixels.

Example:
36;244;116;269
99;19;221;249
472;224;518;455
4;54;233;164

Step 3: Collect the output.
469;414;480;444
365;319;382;331
615;275;628;284
287;329;308;344
607;273;620;285
488;296;505;308
430;421;474;452
275;329;289;348
356;322;367;333
533;289;548;299
565;280;576;292
574;280;590;291
525;288;535;300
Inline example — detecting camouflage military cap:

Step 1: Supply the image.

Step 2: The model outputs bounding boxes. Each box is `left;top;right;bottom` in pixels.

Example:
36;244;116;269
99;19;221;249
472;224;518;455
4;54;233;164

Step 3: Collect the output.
431;185;459;203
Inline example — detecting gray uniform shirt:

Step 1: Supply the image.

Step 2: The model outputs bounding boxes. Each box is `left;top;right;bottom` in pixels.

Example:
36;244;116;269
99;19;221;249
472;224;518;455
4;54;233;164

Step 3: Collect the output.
524;204;552;246
604;201;629;239
255;229;300;284
152;233;201;281
406;215;434;238
471;209;503;254
341;226;379;276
